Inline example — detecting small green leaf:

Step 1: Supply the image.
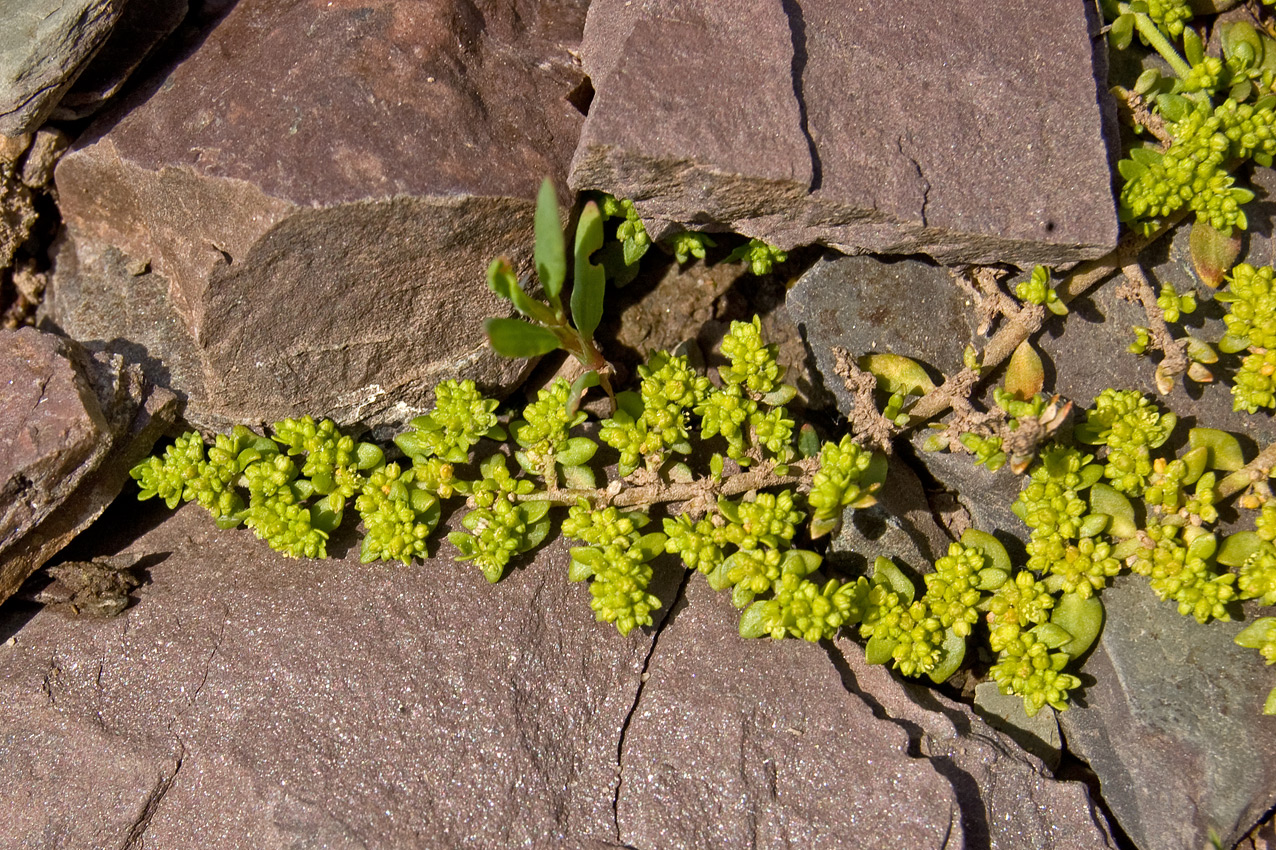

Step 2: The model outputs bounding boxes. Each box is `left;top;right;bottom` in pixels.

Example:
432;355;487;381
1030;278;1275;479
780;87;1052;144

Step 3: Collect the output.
635;532;667;561
781;549;823;577
534;178;566;304
928;628;967;683
761;384;798;406
1188;428;1245;472
567;370;600;415
1089;484;1138;539
960;529;1011;575
739;601;774;639
1110;13;1134;50
1004;340;1044;401
571;201;606;342
561;464;596;490
871;556;915;605
798;424;821;459
1190;218;1242;289
1217;531;1264;568
1033;622;1074;650
710;453;725;479
487;257;516;300
1183;28;1204;66
484;318;562;358
557;436;598;467
1079;513;1111;538
858;353;935;396
1052;592;1103;658
864;633;898;666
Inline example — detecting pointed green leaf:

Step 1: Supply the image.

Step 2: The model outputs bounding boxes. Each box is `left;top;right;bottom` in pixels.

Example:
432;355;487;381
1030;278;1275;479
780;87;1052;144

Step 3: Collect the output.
1004;340;1044;401
534;178;566;304
487;257;516;300
1189;427;1245;471
561;464;596;490
858;353;935;396
739;601;775;639
556;436;598;467
571;201;606;342
960;529;1011;575
1217;531;1264;568
1089;484;1138;539
484;318;562;358
567;370;600;415
871;556;915;605
865;633;898;665
928;629;967;684
1190;218;1242;288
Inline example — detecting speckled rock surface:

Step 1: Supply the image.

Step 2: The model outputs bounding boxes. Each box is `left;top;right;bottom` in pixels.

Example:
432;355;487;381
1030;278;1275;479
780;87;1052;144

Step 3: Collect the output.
51;0;590;432
571;0;1117;265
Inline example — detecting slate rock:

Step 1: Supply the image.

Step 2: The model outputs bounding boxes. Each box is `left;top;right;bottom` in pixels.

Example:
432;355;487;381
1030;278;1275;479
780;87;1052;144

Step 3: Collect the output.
787;252;978;414
0;0;124;135
571;0;1117;265
614;575;1116;849
832;637;1117;850
1057;576;1276;850
0;500;664;848
0;327;176;605
51;0;189;121
51;0;590;432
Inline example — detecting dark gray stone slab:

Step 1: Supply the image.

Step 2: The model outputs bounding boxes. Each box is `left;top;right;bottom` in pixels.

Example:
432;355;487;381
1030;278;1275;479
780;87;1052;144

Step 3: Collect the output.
51;0;590;432
1057;576;1276;850
0;0;123;135
572;0;1117;265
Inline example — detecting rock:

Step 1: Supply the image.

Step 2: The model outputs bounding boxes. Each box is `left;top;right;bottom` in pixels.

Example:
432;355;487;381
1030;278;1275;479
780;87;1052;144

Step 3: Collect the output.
787;252;978;414
614;575;1115;848
51;0;591;433
51;0;189;121
832;636;1117;849
0;501;662;848
0;327;176;605
571;0;1117;266
0;0;124;135
1057;576;1276;850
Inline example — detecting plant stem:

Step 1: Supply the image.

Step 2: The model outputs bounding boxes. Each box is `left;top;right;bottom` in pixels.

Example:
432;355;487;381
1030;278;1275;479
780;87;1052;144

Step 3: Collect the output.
1118;3;1194;79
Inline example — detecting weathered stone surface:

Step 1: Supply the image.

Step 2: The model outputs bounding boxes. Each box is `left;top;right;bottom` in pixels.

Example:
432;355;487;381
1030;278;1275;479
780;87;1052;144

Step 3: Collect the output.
0;0;123;135
1057;576;1276;850
616;578;962;849
0;501;659;848
52;0;189;121
572;0;1117;265
787;252;977;414
833;637;1117;850
51;0;590;432
0;327;176;604
614;576;1115;849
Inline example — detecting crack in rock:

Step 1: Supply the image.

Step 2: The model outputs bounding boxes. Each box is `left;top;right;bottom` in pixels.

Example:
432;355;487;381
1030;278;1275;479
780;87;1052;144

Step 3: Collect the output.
119;738;185;850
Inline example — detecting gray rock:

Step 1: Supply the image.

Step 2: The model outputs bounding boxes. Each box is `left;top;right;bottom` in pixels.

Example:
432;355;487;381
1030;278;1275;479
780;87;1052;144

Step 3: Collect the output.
787;252;978;414
1057;576;1276;850
0;502;659;848
832;637;1117;850
572;0;1117;265
0;327;176;604
51;0;590;432
0;0;123;135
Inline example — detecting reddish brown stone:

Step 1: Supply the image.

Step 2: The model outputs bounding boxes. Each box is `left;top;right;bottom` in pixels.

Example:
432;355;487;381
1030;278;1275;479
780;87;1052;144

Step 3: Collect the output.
53;0;590;431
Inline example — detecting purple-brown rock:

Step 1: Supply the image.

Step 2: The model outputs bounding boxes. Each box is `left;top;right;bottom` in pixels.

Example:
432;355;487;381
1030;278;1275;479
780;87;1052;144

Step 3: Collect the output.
51;0;590;432
0;327;176;604
571;0;1117;265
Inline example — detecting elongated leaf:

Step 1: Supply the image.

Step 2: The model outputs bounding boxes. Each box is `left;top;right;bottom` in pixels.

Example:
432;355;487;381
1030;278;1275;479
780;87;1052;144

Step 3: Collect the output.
487;258;516;300
859;353;935;396
534;178;566;304
571;201;606;342
928;628;967;684
1052;593;1103;659
484;318;562;358
556;436;598;467
567;370;600;414
1217;531;1264;568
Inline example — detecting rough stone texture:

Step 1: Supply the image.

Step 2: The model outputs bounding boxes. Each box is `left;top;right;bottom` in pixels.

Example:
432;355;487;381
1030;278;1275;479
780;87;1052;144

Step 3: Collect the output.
1;133;37;270
1057;577;1276;850
51;0;189;121
0;327;176;605
614;575;1116;849
787;252;978;414
833;638;1117;850
51;0;591;432
0;0;123;135
571;0;1117;265
0;502;659;848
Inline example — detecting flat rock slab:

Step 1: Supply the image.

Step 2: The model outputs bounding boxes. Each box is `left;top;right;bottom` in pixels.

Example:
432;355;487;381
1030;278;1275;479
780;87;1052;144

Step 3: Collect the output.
1058;577;1276;850
571;0;1117;265
0;327;175;605
0;502;658;848
51;0;591;432
0;0;123;135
